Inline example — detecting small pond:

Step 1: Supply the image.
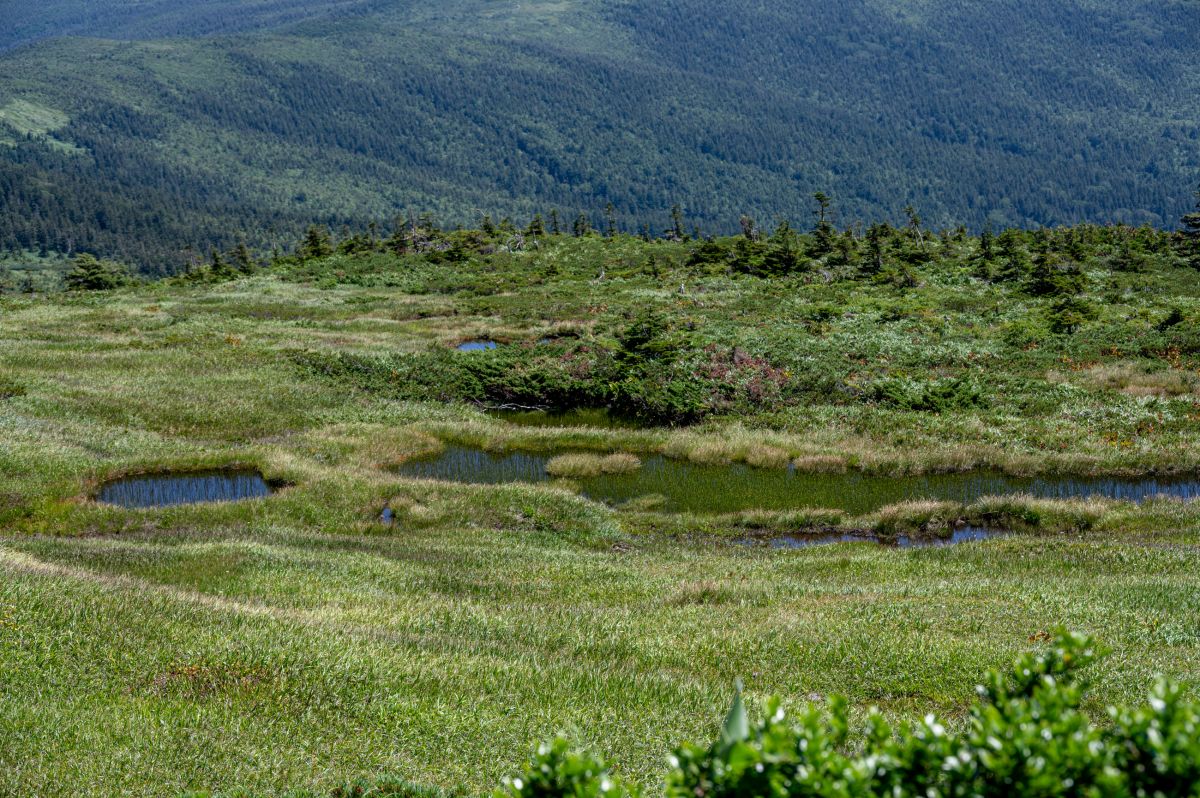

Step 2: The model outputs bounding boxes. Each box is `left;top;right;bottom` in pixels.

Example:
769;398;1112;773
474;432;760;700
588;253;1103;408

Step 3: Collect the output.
96;470;275;508
486;406;651;430
743;526;1005;550
395;446;1200;516
457;340;498;352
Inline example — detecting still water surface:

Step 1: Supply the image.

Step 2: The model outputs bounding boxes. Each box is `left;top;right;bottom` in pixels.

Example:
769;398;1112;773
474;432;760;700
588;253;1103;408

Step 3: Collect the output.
97;470;274;508
396;446;1200;515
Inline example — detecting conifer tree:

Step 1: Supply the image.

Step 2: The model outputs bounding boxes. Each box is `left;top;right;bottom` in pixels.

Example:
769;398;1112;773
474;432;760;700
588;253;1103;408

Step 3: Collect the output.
994;229;1030;282
64;253;127;291
861;223;888;277
210;249;236;280
300;225;333;260
230;241;256;274
811;192;835;257
1181;184;1200;268
670;204;685;241
572;213;591;237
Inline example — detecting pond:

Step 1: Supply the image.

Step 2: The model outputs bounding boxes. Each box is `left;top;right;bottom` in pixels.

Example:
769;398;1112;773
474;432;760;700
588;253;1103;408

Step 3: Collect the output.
486;406;651;430
394;445;1200;516
456;340;498;351
743;526;1005;549
96;470;275;508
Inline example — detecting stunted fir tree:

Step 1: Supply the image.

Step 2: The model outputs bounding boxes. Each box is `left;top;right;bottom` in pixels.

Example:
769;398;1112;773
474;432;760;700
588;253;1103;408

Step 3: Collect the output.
300;225;333;260
1181;184;1200;268
64;253;128;291
810;192;835;258
211;249;240;280
230;241;257;275
670;204;686;241
860;223;889;277
572;213;592;237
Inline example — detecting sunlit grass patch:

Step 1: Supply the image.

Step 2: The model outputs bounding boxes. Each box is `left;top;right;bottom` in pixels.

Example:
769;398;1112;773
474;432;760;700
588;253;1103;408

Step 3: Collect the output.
545;452;641;478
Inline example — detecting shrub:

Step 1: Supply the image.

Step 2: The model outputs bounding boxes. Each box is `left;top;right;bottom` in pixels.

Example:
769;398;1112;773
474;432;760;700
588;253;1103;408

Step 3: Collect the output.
869;375;986;413
1047;296;1099;334
63;253;129;291
501;632;1200;798
496;738;637;798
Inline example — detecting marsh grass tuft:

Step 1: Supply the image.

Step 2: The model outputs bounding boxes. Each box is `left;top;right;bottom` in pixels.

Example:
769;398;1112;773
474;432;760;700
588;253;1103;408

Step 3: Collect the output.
791;454;849;474
545;452;642;478
667;580;736;606
873;500;961;539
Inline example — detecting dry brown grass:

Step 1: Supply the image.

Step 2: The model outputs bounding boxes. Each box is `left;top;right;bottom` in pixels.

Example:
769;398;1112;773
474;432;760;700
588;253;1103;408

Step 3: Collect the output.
1050;362;1200;398
791;454;849;473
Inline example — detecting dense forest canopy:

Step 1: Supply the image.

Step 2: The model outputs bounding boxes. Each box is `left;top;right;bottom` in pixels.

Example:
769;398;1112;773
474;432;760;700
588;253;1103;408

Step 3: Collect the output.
1;0;1198;272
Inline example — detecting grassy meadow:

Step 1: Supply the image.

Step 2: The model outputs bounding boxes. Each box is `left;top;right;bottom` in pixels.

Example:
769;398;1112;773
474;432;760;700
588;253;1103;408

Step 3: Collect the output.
3;227;1200;796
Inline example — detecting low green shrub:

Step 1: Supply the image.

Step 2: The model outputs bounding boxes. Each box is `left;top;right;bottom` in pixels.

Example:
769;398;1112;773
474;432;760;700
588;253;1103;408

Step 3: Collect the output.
63;253;130;291
501;632;1200;798
0;374;25;400
292;337;793;426
869;375;986;413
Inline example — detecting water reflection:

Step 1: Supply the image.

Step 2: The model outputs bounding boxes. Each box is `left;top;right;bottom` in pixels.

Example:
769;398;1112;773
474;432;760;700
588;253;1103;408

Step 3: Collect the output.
748;526;1006;549
97;470;274;508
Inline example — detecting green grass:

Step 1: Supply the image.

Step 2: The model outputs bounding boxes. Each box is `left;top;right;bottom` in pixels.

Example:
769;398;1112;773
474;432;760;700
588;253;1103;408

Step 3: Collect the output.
3;231;1200;796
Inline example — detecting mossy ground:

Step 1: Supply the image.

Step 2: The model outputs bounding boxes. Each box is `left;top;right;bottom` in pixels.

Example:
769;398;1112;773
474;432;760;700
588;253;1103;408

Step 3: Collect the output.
2;232;1200;796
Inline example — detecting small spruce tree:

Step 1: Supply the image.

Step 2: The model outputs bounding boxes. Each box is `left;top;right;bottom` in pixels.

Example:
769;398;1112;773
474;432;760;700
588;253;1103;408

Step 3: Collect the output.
811;192;836;258
299;225;333;260
230;241;257;275
1180;184;1200;268
572;213;592;237
64;253;128;291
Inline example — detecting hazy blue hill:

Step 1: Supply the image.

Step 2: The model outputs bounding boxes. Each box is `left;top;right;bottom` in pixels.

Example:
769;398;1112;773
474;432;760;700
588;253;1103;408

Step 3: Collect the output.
0;0;386;51
1;0;1198;270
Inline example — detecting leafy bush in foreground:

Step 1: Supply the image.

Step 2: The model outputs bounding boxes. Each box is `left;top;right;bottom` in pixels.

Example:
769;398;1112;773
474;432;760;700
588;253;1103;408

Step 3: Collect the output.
501;632;1200;798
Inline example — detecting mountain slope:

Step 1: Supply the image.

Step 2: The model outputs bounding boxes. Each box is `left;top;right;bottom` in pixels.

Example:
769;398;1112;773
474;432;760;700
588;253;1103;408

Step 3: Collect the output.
0;0;386;51
1;0;1198;271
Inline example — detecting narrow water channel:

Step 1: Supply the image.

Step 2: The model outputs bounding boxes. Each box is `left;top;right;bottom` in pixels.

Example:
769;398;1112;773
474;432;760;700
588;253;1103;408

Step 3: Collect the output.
395;446;1200;515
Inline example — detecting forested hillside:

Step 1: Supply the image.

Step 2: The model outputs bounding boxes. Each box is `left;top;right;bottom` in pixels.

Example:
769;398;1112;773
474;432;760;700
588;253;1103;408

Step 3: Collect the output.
0;0;383;51
1;0;1198;272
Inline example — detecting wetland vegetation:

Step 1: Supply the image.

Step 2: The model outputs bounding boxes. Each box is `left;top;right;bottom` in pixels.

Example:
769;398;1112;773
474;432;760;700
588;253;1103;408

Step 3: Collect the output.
3;215;1200;796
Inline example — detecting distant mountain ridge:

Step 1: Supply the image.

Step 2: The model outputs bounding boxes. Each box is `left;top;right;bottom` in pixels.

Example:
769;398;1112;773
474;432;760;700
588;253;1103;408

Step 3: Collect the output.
1;0;1197;271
